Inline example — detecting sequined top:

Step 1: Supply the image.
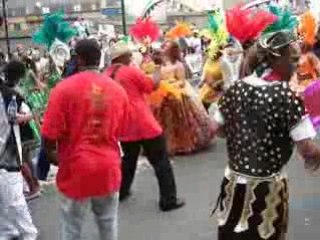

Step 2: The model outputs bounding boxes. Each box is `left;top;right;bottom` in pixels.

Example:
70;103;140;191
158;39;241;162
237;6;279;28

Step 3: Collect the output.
218;78;306;177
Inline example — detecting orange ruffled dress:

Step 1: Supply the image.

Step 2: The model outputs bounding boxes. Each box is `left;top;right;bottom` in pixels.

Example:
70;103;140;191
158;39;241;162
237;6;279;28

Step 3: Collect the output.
148;61;215;155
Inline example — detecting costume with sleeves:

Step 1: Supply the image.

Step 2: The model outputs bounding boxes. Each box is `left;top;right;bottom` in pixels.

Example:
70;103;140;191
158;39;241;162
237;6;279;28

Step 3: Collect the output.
149;60;215;155
212;75;316;240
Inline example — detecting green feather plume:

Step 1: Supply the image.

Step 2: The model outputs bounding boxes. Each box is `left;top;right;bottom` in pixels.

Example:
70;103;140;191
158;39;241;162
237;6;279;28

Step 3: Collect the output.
200;11;228;59
32;11;78;49
208;15;219;33
264;5;298;34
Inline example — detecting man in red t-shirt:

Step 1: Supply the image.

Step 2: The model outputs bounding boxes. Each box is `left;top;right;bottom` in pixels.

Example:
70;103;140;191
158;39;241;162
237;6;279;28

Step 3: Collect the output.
42;39;129;240
105;43;185;212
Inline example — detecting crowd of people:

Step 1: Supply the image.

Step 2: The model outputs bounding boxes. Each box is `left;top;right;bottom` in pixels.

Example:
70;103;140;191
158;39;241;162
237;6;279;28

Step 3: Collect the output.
2;4;320;240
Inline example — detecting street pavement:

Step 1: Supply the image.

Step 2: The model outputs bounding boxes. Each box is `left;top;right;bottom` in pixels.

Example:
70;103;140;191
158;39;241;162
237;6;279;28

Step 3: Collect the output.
29;139;320;240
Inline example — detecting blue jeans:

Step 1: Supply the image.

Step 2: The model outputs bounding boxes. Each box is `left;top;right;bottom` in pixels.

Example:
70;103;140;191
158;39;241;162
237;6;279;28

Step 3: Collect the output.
37;141;50;181
59;192;119;240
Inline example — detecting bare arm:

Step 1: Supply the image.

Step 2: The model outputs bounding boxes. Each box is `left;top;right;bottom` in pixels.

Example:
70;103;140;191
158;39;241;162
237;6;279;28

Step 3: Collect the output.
175;62;186;87
212;109;225;138
43;137;58;166
16;102;33;125
152;65;162;89
296;139;320;171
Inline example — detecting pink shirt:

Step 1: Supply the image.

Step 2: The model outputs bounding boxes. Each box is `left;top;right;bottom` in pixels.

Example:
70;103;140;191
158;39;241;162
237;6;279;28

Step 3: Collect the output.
105;65;162;141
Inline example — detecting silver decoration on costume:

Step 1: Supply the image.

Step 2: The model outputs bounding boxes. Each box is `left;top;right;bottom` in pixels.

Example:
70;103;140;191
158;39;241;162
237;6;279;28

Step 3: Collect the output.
49;39;71;70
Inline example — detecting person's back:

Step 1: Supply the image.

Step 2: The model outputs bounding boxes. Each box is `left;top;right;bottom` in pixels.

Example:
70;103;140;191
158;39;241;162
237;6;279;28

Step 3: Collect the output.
221;77;304;177
42;38;128;240
105;64;162;142
106;64;153;101
104;43;185;212
212;31;320;240
43;70;128;198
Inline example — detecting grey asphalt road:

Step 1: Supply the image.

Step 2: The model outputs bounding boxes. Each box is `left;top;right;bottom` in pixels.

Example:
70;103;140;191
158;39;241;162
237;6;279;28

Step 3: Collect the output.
29;139;320;240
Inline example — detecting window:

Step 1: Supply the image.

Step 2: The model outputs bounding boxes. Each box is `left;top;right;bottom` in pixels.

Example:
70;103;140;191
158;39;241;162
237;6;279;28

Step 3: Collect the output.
74;4;82;12
42;7;50;14
14;23;21;31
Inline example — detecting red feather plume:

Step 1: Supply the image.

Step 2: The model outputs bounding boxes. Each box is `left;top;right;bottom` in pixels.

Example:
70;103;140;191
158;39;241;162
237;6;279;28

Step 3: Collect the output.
130;17;161;43
226;5;277;44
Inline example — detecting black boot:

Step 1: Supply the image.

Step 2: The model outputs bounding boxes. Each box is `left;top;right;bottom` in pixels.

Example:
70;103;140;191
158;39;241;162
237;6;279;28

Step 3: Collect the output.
160;198;186;212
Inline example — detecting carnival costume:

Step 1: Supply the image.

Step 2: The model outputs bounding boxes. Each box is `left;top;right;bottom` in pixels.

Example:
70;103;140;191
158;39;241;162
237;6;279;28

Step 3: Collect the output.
226;5;277;78
199;11;228;106
212;28;316;240
140;22;215;155
130;17;161;75
21;11;77;141
150;61;213;155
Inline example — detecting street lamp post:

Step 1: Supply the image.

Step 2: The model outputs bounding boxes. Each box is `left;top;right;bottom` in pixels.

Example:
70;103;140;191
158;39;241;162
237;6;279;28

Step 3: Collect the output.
2;0;10;57
120;0;127;35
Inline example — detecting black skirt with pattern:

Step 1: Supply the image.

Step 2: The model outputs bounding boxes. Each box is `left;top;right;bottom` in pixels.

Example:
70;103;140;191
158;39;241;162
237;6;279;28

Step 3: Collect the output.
215;175;289;240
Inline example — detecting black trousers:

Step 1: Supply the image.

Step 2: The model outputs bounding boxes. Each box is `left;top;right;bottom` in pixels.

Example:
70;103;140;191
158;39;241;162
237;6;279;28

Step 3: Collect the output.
120;135;177;205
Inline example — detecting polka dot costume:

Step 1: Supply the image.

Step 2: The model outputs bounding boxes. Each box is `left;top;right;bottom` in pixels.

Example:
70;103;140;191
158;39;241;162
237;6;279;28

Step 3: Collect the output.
218;80;306;177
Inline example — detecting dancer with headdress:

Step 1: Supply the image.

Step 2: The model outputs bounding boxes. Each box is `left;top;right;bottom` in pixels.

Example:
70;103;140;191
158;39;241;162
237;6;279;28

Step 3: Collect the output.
291;11;320;94
28;11;76;119
226;4;277;78
130;17;161;75
31;11;77;181
211;28;320;240
256;5;299;78
148;34;215;155
199;11;229;110
166;21;193;57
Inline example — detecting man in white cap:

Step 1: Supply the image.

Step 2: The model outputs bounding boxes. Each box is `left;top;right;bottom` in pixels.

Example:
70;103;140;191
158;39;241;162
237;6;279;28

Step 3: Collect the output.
105;43;185;212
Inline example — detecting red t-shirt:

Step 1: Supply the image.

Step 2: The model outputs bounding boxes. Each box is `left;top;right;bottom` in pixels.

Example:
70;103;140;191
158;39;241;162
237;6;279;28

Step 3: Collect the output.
105;65;162;142
42;71;129;199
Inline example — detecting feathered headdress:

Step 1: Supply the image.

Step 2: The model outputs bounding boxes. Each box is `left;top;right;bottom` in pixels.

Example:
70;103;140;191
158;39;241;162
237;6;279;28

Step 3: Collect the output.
32;11;78;49
166;22;192;40
129;17;161;44
299;11;317;46
200;12;228;59
264;5;298;34
226;5;277;44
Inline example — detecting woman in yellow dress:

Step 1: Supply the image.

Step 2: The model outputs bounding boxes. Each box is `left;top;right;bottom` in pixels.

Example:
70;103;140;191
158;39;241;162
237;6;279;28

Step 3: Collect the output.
149;41;215;155
199;50;224;111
